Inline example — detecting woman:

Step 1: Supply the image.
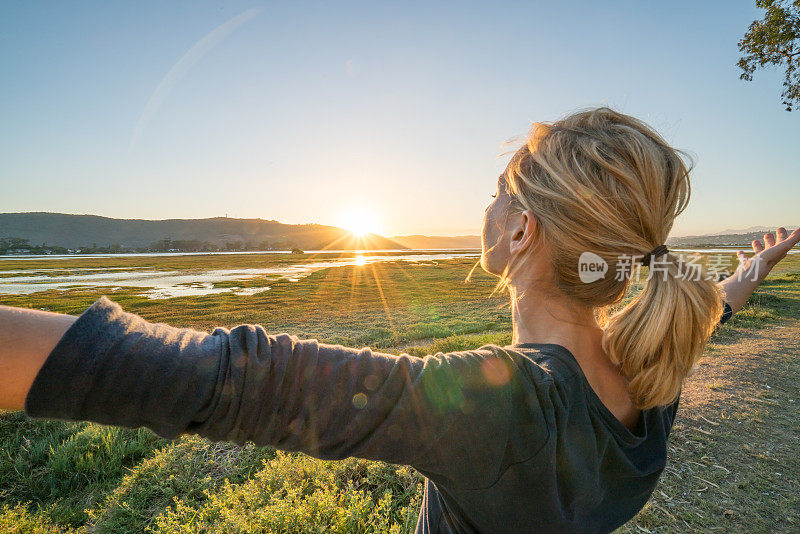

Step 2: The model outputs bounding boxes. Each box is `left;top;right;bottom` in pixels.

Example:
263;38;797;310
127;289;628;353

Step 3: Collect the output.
1;107;798;533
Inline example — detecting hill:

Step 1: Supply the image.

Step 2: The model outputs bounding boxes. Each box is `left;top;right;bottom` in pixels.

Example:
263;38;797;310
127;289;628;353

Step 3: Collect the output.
0;212;405;251
668;226;798;247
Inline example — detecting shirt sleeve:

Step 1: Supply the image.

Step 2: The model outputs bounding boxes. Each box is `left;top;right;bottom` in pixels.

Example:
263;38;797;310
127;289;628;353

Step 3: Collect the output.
24;296;549;489
718;300;733;326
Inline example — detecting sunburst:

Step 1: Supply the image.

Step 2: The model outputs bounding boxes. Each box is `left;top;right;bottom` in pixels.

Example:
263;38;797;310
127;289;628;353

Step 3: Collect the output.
338;206;382;237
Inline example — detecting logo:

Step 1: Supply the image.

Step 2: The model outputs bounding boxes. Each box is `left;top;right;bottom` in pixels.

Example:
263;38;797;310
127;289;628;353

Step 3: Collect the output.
578;252;608;283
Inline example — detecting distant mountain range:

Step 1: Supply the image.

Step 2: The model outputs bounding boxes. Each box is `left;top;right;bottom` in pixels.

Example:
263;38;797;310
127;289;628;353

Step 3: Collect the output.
392;227;800;249
706;225;781;236
390;228;799;249
1;212;791;252
0;212;404;251
668;226;798;247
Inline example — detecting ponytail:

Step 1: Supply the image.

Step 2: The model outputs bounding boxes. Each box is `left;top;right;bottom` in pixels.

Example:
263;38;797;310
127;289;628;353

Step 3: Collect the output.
602;255;725;410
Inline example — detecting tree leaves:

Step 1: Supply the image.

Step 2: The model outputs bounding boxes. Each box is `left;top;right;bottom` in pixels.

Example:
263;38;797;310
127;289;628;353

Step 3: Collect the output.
737;0;800;111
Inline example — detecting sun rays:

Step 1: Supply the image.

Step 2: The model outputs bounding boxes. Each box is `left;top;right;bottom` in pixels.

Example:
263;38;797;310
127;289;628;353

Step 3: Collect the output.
301;251;405;343
337;206;383;238
288;205;462;345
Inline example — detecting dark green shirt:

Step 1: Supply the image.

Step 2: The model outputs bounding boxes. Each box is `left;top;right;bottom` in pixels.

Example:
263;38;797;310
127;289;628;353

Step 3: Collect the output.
24;296;731;533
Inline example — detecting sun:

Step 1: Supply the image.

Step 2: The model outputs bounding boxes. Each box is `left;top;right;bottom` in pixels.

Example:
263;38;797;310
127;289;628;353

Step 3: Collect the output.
338;207;382;237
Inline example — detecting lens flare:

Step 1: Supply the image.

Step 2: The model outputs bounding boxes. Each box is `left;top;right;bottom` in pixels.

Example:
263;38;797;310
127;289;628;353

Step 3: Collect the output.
338;207;382;237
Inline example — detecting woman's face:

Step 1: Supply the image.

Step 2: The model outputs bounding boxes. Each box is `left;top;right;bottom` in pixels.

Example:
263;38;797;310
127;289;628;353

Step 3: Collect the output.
480;173;513;277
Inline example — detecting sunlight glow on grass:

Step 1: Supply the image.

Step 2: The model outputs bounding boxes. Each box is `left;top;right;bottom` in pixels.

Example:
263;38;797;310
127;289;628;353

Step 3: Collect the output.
338;207;382;237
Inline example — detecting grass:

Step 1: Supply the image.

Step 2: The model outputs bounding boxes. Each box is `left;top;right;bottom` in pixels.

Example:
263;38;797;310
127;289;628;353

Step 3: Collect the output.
0;253;508;348
0;251;798;532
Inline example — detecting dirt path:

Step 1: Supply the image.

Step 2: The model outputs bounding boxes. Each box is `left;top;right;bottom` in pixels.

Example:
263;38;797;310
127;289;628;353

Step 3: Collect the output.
620;318;800;533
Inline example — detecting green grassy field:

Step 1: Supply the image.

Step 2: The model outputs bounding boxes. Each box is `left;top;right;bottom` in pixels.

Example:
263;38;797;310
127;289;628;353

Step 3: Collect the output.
0;252;797;533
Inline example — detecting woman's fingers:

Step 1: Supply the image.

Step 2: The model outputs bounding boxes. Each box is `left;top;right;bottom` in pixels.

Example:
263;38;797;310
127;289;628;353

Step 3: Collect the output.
771;227;800;252
731;228;798;283
784;226;800;246
758;227;800;264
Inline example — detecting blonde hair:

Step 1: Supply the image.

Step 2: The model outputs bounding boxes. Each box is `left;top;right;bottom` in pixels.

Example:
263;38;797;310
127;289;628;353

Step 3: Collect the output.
499;106;725;410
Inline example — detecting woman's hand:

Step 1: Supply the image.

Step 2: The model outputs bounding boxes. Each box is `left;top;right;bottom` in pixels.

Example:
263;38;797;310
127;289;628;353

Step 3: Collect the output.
736;226;800;281
720;226;800;314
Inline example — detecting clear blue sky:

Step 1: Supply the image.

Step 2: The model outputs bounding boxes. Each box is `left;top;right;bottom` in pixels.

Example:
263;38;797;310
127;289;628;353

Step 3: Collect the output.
1;1;797;237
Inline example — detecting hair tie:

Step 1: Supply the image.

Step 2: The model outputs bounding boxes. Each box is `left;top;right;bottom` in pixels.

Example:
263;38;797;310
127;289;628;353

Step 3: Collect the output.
640;244;669;265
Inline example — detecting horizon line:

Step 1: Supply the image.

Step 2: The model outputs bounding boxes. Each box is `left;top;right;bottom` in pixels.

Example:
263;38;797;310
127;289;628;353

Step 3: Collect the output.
1;210;796;239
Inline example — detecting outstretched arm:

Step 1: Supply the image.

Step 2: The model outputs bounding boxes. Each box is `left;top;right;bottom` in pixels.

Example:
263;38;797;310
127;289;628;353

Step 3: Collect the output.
1;296;549;490
717;226;800;314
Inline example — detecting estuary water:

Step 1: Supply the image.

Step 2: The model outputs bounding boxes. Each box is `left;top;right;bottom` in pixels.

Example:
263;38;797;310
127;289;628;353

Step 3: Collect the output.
0;251;481;299
2;247;791;300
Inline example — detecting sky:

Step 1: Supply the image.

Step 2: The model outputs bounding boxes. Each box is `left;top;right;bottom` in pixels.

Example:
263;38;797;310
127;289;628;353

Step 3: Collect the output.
1;1;797;237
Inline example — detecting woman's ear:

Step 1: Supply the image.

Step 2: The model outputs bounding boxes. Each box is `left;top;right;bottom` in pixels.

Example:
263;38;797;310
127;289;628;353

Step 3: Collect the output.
508;209;537;257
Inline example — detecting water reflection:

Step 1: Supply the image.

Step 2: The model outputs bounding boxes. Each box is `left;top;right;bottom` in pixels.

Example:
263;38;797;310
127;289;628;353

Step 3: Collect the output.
0;252;479;299
0;249;479;260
